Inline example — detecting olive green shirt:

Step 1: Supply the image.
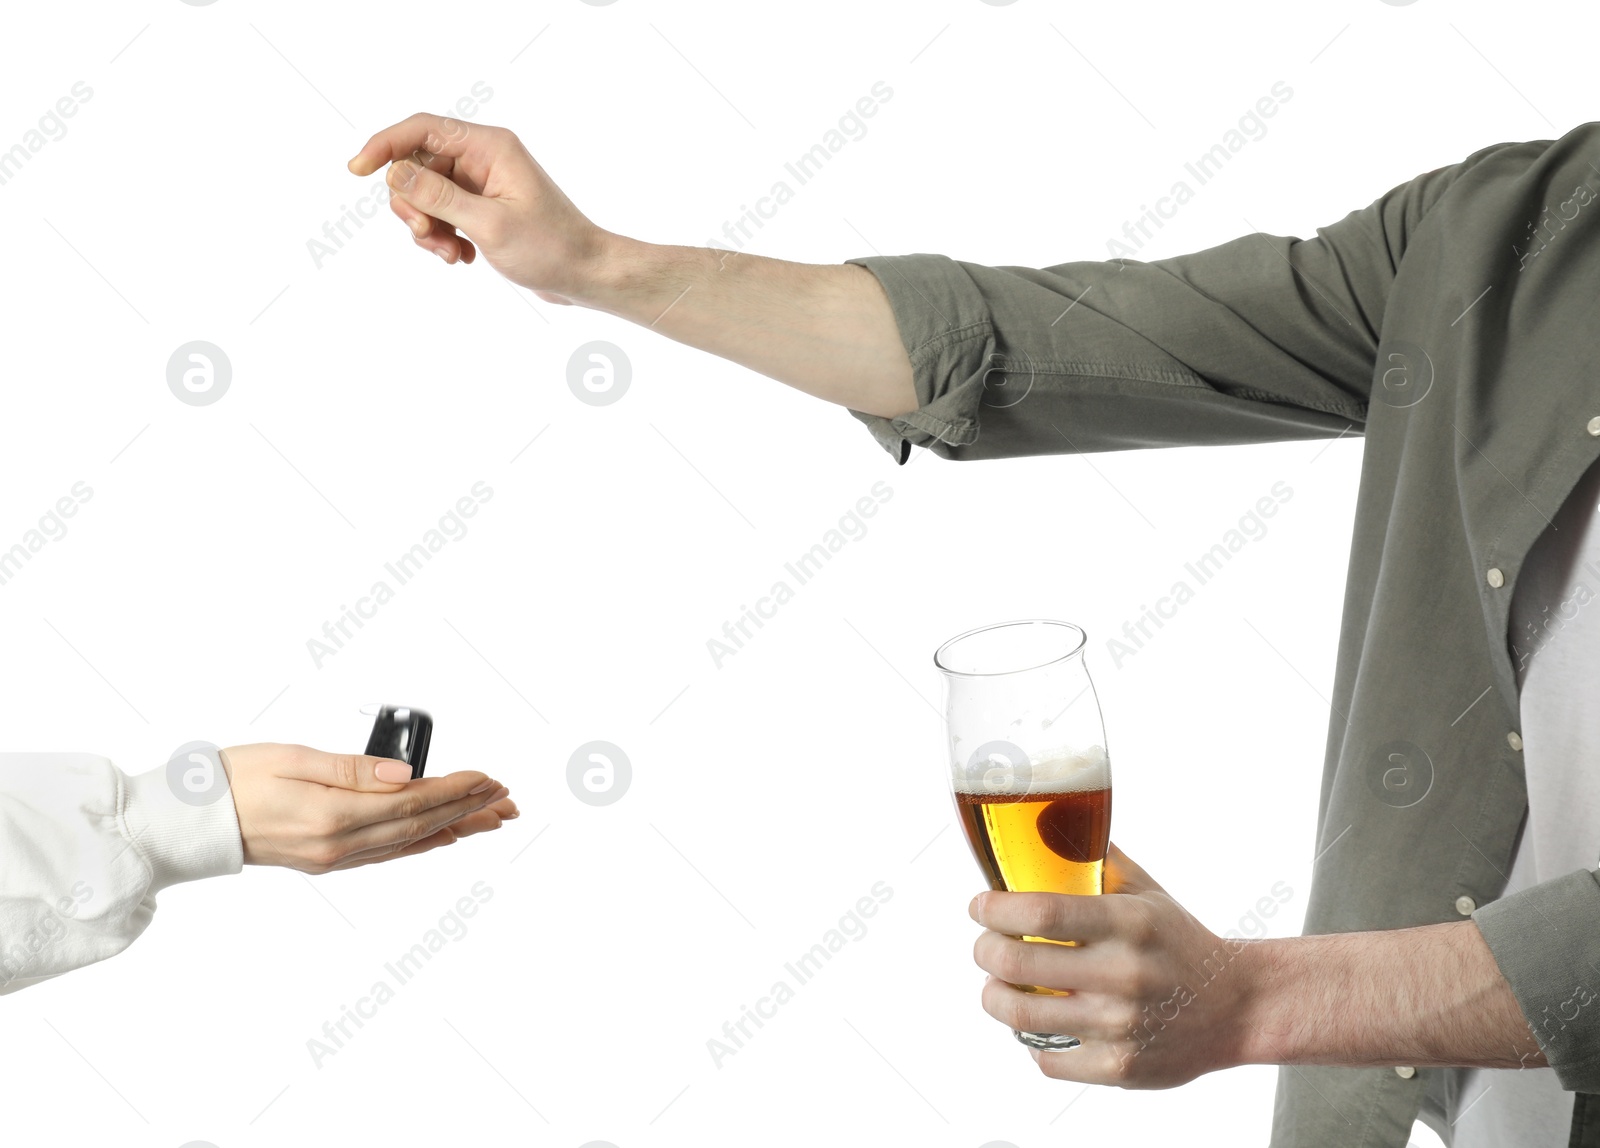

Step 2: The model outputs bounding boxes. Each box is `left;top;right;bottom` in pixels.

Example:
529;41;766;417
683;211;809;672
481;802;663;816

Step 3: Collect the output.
845;121;1600;1147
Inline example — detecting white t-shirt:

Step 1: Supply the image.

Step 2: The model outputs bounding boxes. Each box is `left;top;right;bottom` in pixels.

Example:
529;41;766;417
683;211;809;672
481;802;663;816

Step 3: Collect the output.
1415;455;1600;1144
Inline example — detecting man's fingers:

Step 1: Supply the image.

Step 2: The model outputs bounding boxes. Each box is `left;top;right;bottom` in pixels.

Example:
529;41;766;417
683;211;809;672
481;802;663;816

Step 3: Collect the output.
979;976;1125;1045
974;929;1075;990
970;889;1120;943
348;112;479;175
387;159;496;241
389;193;432;239
1030;1041;1141;1087
386;193;471;261
387;196;462;260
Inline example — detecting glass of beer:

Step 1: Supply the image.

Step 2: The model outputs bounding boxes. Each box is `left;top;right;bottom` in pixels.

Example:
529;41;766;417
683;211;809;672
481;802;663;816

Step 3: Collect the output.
935;619;1112;1052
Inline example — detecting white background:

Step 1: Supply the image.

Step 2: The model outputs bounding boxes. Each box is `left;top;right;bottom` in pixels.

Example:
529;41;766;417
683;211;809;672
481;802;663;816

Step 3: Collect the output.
0;0;1583;1144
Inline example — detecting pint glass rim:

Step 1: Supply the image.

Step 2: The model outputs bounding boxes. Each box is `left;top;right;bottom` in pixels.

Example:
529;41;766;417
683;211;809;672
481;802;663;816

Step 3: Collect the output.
933;618;1087;679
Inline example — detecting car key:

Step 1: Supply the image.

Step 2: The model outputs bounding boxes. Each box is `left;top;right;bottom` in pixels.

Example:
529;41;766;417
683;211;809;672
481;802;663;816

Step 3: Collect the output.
363;704;433;779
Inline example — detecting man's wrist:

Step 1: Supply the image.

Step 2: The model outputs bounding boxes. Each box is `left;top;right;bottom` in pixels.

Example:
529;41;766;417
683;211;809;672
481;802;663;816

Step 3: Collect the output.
568;231;678;317
1230;934;1312;1068
1231;929;1429;1068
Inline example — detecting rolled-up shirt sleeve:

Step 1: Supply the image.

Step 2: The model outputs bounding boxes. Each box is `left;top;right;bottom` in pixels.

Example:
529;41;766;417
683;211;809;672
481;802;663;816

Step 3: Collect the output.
0;752;244;994
1473;869;1600;1091
842;146;1500;463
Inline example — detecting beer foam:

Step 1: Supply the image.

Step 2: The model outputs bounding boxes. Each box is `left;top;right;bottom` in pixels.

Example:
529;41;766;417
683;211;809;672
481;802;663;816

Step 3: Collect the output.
953;743;1110;796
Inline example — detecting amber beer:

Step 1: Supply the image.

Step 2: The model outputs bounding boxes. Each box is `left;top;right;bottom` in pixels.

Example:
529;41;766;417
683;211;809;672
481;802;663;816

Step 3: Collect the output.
937;620;1111;1049
955;746;1112;973
956;781;1112;897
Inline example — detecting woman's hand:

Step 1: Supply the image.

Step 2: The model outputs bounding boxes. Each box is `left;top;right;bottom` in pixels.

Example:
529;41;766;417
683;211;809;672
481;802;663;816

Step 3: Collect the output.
220;743;517;874
347;112;612;304
969;844;1252;1089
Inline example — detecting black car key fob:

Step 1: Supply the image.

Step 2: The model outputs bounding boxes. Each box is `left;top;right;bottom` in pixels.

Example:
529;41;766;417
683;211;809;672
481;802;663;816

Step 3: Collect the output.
364;705;433;779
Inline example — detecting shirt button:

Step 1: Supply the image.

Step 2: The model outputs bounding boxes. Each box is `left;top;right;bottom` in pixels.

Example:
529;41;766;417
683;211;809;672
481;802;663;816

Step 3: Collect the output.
1486;567;1505;588
1455;895;1477;915
1395;1066;1416;1079
1508;731;1523;751
1588;416;1600;436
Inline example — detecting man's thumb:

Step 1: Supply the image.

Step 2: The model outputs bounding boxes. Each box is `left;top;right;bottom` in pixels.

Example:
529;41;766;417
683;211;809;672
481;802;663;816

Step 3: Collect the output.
388;159;495;238
1102;842;1161;895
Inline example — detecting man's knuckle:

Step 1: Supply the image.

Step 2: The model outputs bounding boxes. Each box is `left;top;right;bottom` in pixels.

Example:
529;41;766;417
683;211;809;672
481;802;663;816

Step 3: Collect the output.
1109;962;1147;999
1106;1049;1138;1085
1000;992;1036;1032
419;177;454;212
995;941;1032;985
1109;999;1144;1035
972;933;991;968
1038;1050;1074;1079
1025;895;1064;936
1129;910;1159;946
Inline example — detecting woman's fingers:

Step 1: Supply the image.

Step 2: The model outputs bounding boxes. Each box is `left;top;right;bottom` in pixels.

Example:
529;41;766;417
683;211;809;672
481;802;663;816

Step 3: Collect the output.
326;771;500;829
447;801;515;838
335;785;511;857
263;745;421;792
331;798;515;868
329;826;459;870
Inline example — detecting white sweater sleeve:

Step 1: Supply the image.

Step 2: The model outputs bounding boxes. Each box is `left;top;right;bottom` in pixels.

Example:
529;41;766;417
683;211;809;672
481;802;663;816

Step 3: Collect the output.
0;752;245;994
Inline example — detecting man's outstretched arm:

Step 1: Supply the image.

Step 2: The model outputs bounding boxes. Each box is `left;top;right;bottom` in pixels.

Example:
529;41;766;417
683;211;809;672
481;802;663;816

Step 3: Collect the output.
583;240;920;419
348;113;917;419
351;111;1490;463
